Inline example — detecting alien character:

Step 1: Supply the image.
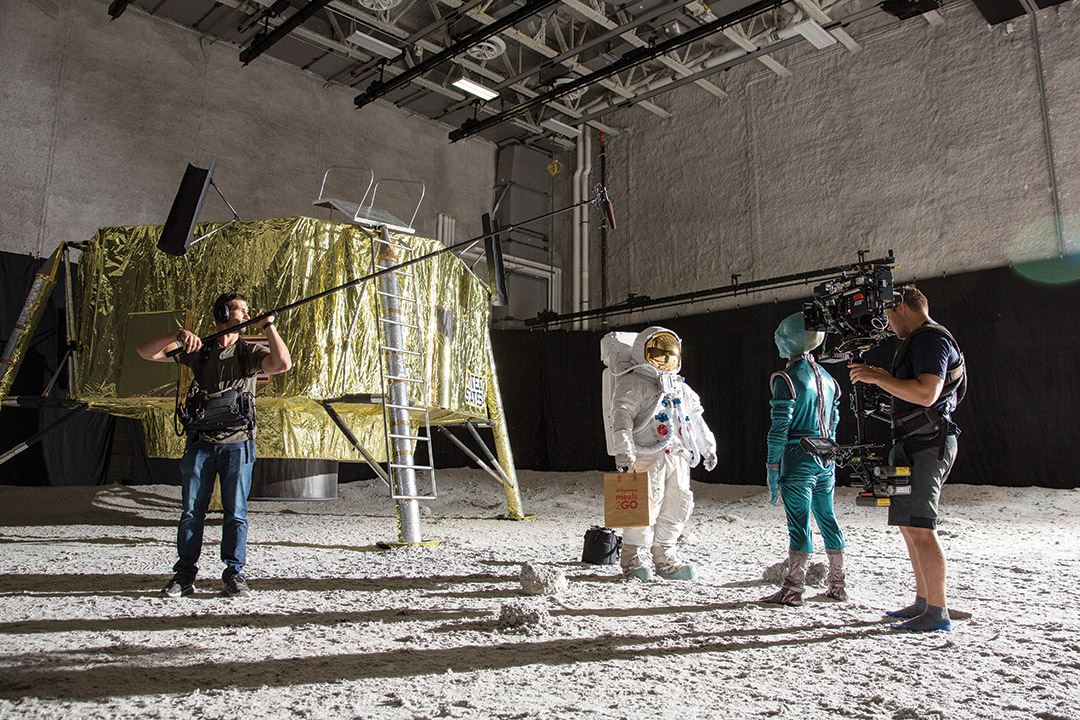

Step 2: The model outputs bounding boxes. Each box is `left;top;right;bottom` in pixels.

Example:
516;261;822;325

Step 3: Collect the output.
602;327;717;581
761;312;846;606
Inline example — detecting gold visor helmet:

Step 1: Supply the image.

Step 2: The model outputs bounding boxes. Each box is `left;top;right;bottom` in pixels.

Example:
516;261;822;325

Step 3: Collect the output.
644;331;681;372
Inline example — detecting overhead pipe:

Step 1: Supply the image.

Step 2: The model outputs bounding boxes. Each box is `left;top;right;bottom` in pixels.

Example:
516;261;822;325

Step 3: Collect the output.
572;132;585;323
579;129;593;329
1019;0;1066;257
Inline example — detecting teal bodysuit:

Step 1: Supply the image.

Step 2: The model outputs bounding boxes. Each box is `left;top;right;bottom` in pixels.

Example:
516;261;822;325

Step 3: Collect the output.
766;354;845;553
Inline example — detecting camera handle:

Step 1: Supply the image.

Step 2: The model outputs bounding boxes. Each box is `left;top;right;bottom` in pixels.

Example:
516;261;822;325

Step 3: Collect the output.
847;349;869;447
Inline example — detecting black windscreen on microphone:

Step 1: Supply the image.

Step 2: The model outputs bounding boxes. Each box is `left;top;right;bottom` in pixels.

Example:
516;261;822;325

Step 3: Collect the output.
602;199;617;231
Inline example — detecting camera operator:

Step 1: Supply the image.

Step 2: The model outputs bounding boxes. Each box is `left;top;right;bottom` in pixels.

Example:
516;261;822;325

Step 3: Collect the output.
847;285;962;632
137;292;291;599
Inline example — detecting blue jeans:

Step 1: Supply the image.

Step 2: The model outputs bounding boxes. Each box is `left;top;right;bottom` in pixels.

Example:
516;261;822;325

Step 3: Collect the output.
174;440;254;584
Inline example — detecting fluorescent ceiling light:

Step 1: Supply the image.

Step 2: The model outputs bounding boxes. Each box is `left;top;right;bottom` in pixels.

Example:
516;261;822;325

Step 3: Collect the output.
346;30;400;59
541;118;580;138
452;78;499;101
793;20;837;49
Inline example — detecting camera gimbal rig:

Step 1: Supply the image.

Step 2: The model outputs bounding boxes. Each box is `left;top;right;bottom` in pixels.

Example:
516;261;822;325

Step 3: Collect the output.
801;251;913;507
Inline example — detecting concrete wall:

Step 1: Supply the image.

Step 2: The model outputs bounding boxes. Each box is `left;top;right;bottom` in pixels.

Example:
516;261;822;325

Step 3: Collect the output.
557;0;1080;320
0;0;497;258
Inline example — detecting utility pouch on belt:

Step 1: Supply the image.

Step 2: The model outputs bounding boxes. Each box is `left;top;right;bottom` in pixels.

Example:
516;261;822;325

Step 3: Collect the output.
178;387;255;434
892;407;945;440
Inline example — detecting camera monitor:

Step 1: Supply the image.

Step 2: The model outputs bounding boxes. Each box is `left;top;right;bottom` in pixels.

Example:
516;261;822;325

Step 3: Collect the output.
799;436;842;459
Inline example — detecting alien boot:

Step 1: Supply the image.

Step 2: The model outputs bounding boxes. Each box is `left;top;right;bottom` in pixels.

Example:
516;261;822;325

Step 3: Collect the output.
760;550;811;606
824;548;847;601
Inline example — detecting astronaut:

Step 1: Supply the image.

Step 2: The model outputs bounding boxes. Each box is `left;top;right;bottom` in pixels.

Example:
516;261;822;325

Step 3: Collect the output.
761;312;847;606
603;327;717;581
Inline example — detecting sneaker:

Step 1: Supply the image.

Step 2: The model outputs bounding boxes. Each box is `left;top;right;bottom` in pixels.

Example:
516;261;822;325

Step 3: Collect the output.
890;612;952;632
223;576;252;598
161;578;195;598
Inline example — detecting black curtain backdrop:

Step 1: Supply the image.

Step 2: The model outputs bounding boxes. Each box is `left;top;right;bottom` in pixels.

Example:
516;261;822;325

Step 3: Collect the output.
0;250;115;486
3;247;1078;489
491;266;1080;490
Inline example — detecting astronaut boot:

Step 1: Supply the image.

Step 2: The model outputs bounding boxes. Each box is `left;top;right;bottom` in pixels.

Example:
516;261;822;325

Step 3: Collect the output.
760;550;811;607
620;544;653;582
824;548;847;602
652;545;697;581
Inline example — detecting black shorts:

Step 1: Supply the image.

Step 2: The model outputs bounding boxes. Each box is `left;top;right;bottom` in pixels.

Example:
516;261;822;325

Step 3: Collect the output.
887;435;958;529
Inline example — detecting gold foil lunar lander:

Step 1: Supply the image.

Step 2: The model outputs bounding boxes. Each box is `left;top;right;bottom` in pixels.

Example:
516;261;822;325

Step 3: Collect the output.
1;165;525;544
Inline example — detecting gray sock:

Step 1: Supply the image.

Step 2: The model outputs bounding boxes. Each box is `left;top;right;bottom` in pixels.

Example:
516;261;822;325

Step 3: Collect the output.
893;604;951;632
885;595;927;619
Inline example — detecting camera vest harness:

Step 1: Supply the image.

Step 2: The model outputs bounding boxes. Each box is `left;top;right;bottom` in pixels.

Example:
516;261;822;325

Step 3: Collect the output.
174;339;258;448
890;322;966;458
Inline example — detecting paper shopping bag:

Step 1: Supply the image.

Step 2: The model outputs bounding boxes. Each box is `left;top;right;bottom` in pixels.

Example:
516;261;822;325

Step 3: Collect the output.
604;471;651;528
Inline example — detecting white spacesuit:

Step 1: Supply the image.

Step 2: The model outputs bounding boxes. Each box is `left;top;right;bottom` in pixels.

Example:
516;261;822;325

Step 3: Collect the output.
602;327;717;581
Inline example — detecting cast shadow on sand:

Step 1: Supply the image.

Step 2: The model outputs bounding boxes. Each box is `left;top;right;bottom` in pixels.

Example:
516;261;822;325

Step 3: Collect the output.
0;606;485;636
0;621;889;701
0;571;512;598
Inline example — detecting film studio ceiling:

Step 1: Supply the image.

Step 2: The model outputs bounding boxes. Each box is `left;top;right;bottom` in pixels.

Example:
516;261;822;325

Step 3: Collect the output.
103;0;954;150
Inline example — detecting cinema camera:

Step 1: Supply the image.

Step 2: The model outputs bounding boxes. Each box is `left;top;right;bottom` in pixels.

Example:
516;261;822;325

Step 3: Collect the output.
800;252;912;507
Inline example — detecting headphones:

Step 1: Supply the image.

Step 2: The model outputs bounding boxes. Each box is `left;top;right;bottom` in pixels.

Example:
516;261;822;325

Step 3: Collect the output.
212;292;239;325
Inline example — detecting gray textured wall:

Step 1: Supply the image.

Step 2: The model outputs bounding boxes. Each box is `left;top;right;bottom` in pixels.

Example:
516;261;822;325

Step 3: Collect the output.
566;0;1080;319
0;0;496;258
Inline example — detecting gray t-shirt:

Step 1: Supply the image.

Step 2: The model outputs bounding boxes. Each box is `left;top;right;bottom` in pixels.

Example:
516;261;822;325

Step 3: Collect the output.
177;339;270;445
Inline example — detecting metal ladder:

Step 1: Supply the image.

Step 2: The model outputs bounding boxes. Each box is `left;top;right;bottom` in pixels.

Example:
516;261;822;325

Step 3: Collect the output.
370;228;437;513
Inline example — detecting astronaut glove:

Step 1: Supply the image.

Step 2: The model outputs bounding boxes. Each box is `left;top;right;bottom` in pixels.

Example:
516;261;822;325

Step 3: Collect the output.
704;452;717;472
766;467;780;505
615;454;634;473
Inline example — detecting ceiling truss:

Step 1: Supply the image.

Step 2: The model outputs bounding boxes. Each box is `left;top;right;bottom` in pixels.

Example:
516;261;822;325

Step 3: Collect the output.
111;0;944;151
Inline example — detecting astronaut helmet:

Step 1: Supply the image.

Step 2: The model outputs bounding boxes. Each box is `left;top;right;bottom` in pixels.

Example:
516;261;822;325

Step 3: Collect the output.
632;326;682;374
774;312;824;359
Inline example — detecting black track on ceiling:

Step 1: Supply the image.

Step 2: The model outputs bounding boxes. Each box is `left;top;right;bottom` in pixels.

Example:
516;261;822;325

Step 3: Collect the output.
353;0;562;109
448;0;784;142
435;0;701;119
340;0;491;84
239;0;335;66
107;0;132;20
574;2;886;126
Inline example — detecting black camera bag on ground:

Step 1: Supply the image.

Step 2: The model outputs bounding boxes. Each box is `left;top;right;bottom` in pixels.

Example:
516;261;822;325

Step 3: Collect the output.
581;526;622;565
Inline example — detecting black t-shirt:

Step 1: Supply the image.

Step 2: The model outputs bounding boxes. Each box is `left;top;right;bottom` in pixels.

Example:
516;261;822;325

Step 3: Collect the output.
892;324;961;433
